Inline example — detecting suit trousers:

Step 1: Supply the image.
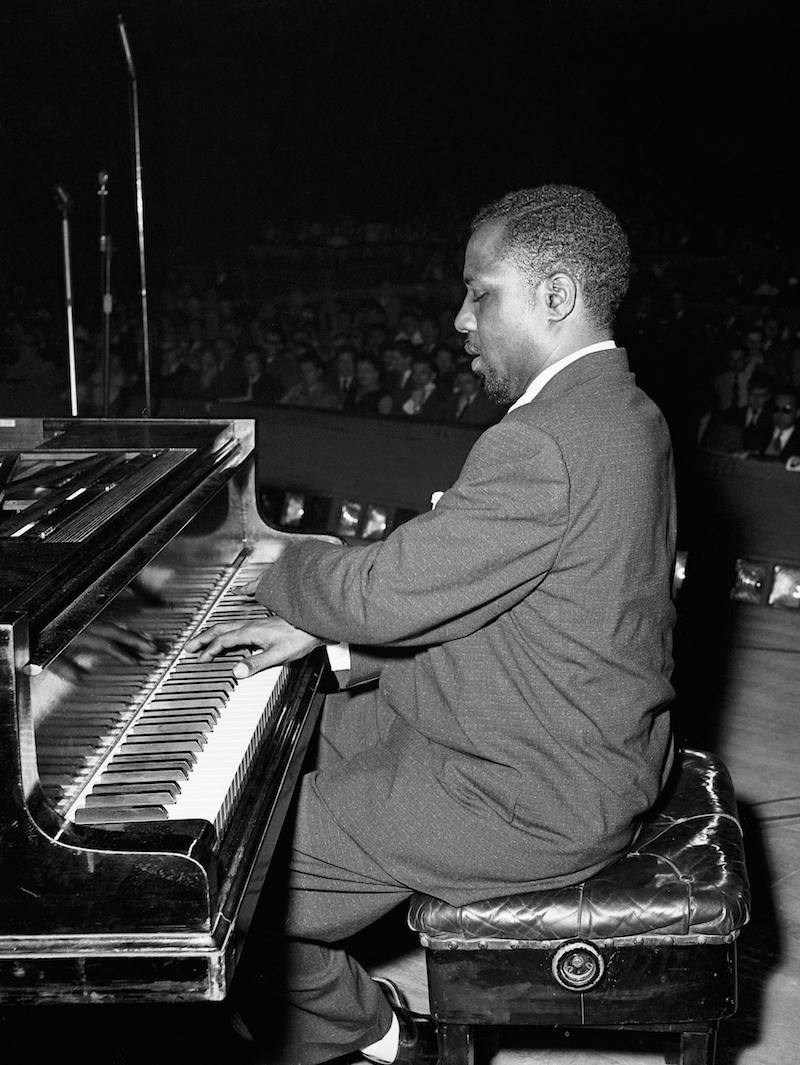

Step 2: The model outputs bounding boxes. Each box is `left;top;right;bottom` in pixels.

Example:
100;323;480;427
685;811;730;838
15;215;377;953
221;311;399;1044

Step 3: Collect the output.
232;691;412;1065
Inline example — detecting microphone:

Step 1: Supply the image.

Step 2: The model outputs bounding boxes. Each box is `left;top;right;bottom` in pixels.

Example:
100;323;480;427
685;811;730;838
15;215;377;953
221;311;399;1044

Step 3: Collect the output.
54;185;72;210
98;171;109;192
117;17;136;78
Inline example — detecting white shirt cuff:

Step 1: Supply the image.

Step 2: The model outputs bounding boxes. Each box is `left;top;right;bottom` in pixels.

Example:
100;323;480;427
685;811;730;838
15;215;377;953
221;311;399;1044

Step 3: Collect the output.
326;642;351;672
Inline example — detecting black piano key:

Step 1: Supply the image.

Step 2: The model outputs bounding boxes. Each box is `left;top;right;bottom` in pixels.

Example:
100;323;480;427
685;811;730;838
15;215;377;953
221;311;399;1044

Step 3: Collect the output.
119;737;204;754
169;662;239;673
37;724;122;739
85;786;179;804
131;722;209;737
114;747;197;765
74;805;169;824
147;696;224;710
104;757;193;774
160;679;236;694
138;712;219;726
95;767;189;784
41;742;104;757
126;726;208;747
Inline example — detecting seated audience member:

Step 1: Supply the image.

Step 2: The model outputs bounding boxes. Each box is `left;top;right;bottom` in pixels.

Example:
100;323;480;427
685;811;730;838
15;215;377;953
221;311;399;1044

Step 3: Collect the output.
701;370;775;454
334;348;358;412
158;341;197;400
279;354;339;410
400;354;447;421
432;343;458;397
710;341;753;412
446;363;507;426
159;344;218;403
261;327;302;392
732;371;775;452
352;354;392;416
185;346;222;401
759;386;800;460
384;340;415;409
393;309;423;347
219;349;283;405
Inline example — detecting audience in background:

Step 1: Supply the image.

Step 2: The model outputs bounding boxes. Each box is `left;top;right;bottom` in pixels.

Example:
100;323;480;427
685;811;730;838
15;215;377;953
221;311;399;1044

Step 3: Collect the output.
3;207;800;471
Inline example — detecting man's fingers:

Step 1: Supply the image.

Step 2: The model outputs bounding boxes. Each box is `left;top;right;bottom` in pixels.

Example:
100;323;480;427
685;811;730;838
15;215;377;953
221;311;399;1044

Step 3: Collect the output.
186;622;257;661
233;650;281;678
185;618;322;672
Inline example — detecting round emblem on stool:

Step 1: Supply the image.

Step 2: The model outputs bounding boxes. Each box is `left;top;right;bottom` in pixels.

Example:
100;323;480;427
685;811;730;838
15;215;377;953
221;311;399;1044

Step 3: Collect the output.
551;941;605;991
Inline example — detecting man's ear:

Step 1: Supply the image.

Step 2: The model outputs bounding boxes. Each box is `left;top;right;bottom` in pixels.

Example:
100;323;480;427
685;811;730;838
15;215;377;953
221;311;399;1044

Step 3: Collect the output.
544;272;577;321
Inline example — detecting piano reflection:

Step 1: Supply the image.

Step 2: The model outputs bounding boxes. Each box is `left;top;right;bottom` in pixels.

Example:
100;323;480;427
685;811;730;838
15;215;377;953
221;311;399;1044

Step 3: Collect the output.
0;417;328;1002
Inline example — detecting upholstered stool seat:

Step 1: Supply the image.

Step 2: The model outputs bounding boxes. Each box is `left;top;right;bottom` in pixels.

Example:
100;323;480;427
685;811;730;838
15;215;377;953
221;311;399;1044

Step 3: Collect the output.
408;749;750;1065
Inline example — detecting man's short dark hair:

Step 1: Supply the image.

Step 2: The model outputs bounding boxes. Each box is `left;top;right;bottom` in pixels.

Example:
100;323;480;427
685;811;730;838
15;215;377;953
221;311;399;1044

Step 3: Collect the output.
471;185;630;328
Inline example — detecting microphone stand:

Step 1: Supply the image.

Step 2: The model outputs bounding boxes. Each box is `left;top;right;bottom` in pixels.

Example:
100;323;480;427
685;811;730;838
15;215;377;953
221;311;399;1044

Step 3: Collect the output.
118;15;152;416
55;185;79;417
98;170;113;416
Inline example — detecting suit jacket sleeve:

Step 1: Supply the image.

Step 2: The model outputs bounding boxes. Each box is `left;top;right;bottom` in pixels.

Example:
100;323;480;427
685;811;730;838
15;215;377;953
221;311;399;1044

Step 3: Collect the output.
253;416;569;647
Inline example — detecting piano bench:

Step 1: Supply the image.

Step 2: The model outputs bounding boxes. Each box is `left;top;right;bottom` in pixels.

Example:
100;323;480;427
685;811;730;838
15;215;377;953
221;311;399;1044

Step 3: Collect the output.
408;749;751;1065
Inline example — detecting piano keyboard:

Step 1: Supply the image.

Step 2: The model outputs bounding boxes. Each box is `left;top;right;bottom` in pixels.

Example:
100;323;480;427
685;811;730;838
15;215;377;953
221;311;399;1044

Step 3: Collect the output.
51;563;288;836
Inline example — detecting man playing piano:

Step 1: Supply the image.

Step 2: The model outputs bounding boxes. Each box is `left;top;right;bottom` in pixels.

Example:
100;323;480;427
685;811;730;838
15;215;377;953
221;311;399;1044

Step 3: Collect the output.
187;185;677;1065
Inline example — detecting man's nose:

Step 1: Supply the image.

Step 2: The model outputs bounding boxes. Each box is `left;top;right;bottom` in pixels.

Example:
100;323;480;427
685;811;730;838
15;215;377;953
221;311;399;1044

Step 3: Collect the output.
454;297;475;334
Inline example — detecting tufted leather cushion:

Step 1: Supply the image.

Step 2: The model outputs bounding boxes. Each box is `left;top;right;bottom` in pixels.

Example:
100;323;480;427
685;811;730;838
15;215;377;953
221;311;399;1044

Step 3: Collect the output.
409;749;751;948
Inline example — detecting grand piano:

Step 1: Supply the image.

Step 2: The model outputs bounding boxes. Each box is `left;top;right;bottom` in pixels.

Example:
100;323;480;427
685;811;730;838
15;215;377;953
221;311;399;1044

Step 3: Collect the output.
0;417;328;1003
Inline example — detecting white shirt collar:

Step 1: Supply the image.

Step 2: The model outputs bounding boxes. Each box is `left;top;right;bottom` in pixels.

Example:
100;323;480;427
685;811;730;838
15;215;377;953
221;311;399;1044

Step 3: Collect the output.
507;340;617;413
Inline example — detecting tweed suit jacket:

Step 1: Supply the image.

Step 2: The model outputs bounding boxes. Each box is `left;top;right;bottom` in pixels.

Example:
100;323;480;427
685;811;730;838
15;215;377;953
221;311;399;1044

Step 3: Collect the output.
255;348;677;905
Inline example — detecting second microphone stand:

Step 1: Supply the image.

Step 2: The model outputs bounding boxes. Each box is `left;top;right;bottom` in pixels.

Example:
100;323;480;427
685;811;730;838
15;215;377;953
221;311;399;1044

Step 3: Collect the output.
98;171;113;416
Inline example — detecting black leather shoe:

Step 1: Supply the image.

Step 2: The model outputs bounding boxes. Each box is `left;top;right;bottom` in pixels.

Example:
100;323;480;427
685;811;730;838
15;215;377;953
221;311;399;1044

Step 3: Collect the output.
371;978;439;1065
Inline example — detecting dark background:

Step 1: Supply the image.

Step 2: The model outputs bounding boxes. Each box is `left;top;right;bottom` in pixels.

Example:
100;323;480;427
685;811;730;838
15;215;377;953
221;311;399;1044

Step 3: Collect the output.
1;0;795;298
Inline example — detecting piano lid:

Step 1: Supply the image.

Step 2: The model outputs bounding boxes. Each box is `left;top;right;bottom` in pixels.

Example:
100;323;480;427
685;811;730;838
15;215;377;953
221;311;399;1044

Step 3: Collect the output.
0;417;257;669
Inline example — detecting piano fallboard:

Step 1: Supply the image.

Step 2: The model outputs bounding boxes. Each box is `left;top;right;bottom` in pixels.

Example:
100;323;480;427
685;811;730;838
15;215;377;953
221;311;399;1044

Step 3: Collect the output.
0;418;328;1002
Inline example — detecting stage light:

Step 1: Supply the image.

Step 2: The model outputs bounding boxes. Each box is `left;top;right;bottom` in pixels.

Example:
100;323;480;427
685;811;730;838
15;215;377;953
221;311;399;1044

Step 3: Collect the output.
361;504;389;540
335;500;362;538
768;565;800;609
731;558;768;605
672;549;688;595
280;491;306;527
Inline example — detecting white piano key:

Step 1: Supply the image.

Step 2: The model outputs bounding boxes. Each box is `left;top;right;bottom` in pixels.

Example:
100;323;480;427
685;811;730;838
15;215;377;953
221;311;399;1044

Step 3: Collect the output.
165;663;287;832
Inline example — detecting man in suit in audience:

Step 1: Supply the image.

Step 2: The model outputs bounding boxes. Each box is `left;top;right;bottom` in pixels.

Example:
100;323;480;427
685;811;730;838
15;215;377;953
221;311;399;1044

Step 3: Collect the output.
445;361;507;425
729;370;775;452
187;185;677;1065
384;339;416;411
759;386;800;460
701;370;775;455
333;347;358;412
400;355;448;421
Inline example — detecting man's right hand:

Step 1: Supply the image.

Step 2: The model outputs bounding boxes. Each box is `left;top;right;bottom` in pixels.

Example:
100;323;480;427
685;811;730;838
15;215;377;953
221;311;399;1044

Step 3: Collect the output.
185;615;324;678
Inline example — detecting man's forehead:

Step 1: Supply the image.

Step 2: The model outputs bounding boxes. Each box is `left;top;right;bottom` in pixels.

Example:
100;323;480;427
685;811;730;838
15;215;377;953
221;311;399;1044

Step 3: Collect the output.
464;221;514;282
